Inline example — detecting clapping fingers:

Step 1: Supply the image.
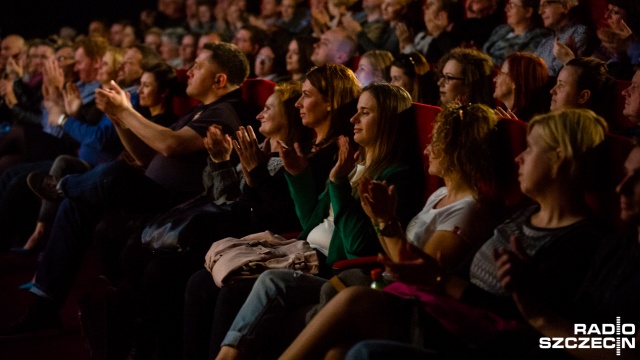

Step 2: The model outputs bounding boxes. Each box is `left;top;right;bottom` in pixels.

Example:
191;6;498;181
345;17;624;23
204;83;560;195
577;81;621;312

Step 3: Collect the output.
493;235;531;292
205;124;233;162
279;140;308;175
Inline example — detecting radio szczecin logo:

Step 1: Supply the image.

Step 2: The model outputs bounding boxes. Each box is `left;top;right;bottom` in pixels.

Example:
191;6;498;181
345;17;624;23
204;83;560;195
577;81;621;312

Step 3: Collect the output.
539;317;635;356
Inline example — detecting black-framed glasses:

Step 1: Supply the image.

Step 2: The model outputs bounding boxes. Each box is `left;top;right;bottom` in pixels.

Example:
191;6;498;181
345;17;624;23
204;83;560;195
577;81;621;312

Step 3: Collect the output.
438;73;464;84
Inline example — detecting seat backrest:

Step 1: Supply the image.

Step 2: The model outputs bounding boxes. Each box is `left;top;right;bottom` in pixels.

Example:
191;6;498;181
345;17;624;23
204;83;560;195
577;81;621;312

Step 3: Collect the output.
172;68;200;117
585;133;633;229
491;117;527;209
241;78;276;109
412;102;442;201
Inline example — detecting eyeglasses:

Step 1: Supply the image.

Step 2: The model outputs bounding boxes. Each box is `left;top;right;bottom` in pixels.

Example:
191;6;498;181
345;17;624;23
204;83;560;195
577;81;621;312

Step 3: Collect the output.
438;73;464;84
539;1;563;9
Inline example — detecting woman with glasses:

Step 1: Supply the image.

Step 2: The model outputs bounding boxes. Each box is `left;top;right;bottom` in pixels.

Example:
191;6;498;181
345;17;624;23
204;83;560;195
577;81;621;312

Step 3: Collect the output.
437;48;494;106
494;52;550;121
483;0;551;65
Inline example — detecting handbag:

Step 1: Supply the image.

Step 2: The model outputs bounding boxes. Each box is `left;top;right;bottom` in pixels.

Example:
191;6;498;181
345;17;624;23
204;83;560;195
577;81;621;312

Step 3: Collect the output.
140;195;233;252
206;231;320;287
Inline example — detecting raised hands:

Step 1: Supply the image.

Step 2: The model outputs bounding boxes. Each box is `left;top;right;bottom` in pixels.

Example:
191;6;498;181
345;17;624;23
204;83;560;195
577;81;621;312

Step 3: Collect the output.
359;178;397;224
340;12;362;36
279;141;309;176
553;36;576;65
329;135;358;184
0;78;17;108
95;80;132;118
42;57;64;93
5;56;24;80
598;19;634;57
204;124;233;163
395;23;412;50
493;235;532;293
62;82;82;117
233;126;271;186
494;106;518;120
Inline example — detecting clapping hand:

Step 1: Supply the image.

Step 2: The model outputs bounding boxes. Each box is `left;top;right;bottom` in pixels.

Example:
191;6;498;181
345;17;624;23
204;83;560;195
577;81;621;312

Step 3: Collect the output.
553;37;576;64
233;126;271;186
598;19;633;57
329;135;358;184
494;107;518;120
279;140;308;176
5;56;24;80
204;124;233;163
493;235;532;293
95;80;131;118
395;23;412;49
62;82;82;117
359;178;397;224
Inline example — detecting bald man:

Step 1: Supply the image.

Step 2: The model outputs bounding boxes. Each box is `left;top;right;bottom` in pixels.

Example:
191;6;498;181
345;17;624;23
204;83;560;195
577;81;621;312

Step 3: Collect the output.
1;35;25;74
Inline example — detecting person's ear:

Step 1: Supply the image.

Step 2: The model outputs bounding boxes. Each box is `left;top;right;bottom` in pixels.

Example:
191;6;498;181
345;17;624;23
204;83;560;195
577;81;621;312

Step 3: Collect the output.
578;89;591;104
215;73;228;88
550;148;566;179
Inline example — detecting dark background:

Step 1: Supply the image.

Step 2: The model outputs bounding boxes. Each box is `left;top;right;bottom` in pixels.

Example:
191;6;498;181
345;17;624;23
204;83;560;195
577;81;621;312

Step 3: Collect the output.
0;0;157;39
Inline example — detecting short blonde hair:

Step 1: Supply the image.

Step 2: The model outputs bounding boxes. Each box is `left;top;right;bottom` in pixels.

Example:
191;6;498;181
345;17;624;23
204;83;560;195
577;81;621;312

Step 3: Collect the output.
528;109;608;179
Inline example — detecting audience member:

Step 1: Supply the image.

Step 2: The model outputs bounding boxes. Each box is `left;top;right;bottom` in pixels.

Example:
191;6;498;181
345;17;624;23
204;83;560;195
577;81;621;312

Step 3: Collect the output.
197;31;223;54
283;35;318;82
483;0;551;65
276;108;609;359
232;25;269;77
216;82;426;360
178;33;198;69
455;0;505;49
160;27;188;68
275;0;312;37
87;20;109;39
437;48;495;106
144;27;164;53
310;27;357;66
0;35;26;75
2;42;252;336
355;49;393;87
549;57;614;120
534;0;594;76
390;52;437;104
398;0;464;64
494;52;549;121
184;64;362;358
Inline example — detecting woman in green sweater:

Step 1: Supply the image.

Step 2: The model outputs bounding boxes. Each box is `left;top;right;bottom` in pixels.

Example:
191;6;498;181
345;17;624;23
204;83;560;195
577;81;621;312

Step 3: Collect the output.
215;82;425;360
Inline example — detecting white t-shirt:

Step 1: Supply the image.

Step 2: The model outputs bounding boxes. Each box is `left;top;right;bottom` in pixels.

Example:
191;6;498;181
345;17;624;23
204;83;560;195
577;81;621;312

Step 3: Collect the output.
404;187;476;250
306;164;366;255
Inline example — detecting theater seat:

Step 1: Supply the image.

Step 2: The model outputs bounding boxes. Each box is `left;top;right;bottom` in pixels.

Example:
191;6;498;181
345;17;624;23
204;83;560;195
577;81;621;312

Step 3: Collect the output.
585;133;633;229
172;68;200;117
413;102;443;200
241;78;276;109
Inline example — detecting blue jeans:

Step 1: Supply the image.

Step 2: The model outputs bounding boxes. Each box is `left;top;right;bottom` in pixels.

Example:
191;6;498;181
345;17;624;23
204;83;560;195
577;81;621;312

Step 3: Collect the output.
32;160;187;305
221;269;327;352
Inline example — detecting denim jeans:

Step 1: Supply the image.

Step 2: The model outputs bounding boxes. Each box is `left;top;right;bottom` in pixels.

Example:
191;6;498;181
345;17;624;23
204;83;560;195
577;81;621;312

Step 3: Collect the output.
221;269;327;352
32;159;186;305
